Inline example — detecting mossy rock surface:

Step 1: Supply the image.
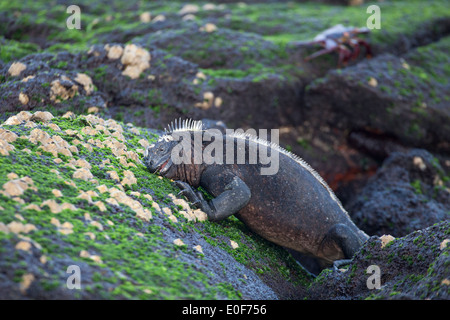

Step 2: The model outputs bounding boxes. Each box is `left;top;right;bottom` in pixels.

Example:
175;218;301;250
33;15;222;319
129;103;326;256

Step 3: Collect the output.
1;0;450;300
2;0;448;130
347;149;450;237
0;110;311;299
308;221;450;300
305;36;450;153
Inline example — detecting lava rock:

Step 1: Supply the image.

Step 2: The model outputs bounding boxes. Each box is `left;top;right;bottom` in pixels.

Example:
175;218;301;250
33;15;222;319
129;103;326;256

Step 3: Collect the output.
304;37;450;154
347;149;450;237
307;221;450;300
0;52;106;115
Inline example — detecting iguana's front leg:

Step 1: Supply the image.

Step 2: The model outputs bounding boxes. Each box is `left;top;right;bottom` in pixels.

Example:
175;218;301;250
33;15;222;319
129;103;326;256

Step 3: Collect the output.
175;181;214;215
175;175;251;221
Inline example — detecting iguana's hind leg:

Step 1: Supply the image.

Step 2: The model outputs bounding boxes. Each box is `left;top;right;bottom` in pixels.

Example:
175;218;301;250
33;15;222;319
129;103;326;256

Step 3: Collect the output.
321;223;366;268
175;176;251;221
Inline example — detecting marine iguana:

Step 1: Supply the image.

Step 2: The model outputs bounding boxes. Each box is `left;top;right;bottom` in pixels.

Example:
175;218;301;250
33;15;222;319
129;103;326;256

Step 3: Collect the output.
143;119;369;267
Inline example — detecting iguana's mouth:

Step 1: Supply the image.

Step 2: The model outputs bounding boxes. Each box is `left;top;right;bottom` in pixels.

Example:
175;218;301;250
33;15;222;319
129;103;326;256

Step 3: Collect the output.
157;158;172;174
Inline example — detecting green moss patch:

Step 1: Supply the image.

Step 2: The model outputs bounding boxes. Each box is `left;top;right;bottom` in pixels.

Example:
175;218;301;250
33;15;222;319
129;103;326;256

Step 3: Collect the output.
0;111;310;299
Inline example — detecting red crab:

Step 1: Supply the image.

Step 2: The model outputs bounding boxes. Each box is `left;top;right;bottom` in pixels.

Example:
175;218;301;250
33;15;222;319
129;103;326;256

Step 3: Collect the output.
296;24;372;67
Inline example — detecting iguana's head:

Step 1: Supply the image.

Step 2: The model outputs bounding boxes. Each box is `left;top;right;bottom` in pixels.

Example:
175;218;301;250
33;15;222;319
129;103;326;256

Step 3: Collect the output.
143;136;178;176
143;119;205;186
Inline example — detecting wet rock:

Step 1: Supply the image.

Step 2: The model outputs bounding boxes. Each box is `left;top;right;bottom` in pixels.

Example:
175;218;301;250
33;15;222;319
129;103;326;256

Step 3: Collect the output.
82;43;202;128
198;76;304;129
133;24;283;70
0;110;311;300
1;0;448;301
347;149;450;237
307;221;450;300
0;4;309;129
305;37;450;154
0;53;107;115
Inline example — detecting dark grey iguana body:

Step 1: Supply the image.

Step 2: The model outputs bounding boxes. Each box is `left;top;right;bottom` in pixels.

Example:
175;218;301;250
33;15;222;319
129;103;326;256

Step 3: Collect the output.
143;120;369;267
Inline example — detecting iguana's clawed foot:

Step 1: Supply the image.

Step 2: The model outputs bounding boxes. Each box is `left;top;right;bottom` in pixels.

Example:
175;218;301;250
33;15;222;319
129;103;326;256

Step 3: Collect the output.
332;259;353;271
174;181;201;204
174;181;212;215
174;175;251;222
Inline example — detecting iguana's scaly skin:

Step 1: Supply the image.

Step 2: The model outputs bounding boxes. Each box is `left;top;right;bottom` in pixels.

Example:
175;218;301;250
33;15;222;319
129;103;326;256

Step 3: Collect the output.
143;120;368;267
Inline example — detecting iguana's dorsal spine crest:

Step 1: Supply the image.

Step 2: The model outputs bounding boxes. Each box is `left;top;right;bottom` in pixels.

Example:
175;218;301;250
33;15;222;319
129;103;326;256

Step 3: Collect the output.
160;119;346;213
164;118;204;135
158;118;204;142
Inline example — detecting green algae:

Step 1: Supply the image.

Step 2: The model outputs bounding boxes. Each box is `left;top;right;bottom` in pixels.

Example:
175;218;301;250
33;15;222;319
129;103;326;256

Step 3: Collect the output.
0;37;40;63
0;112;310;299
199;215;312;287
2;0;448;88
225;0;450;45
0;117;221;298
